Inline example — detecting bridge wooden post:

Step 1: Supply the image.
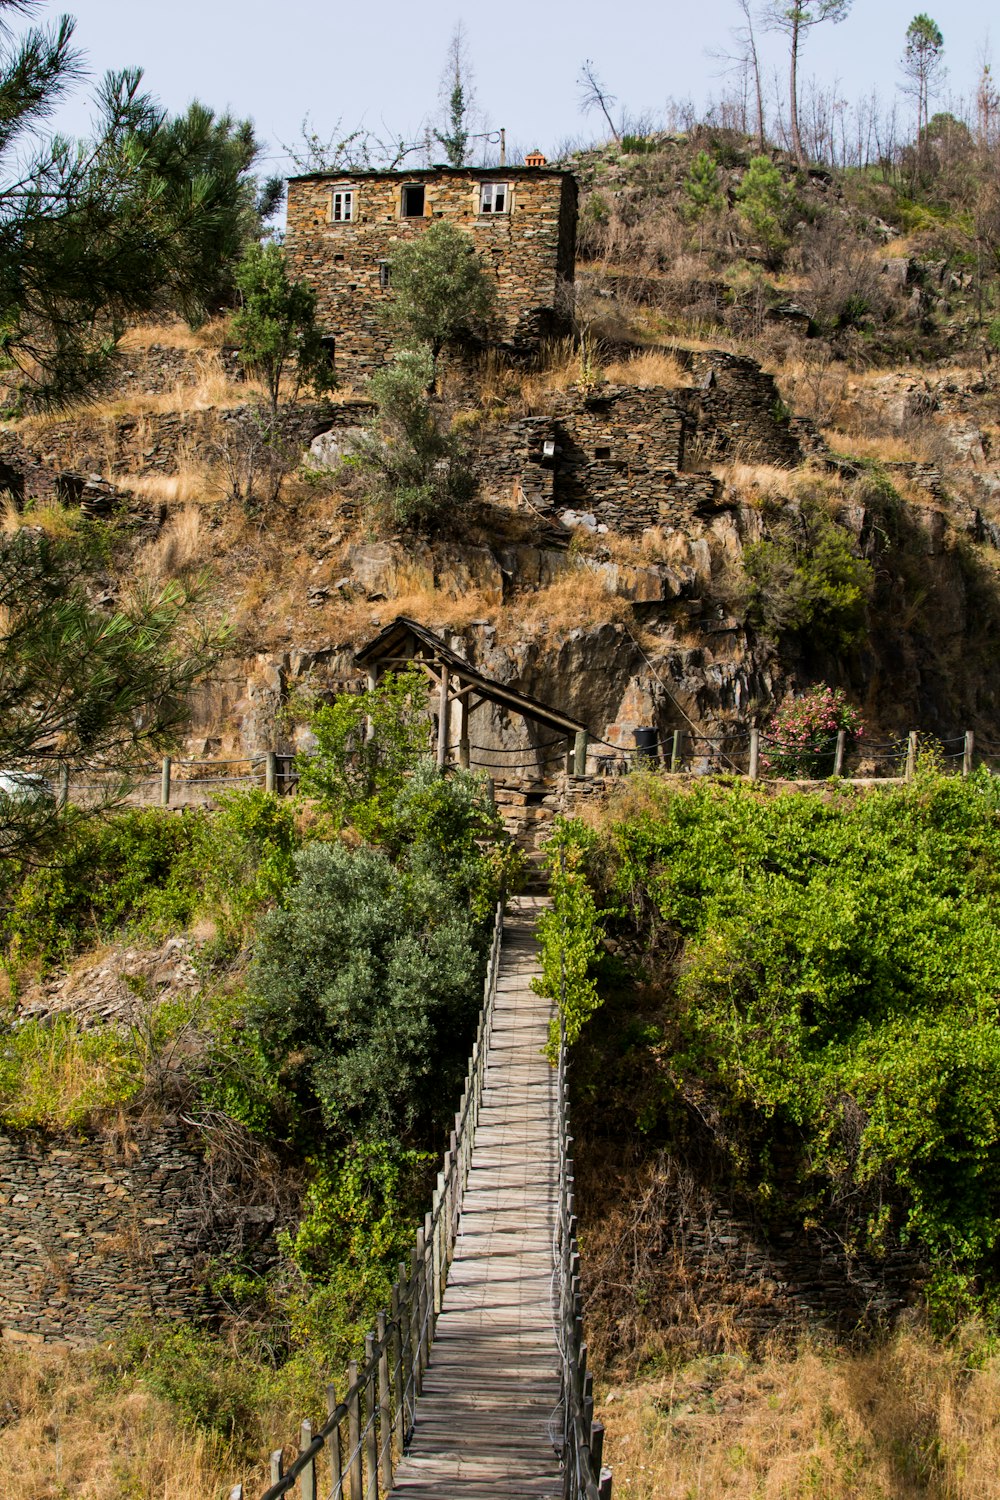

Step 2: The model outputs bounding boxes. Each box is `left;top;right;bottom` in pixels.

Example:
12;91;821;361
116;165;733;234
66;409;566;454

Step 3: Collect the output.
269;1450;283;1485
574;730;589;777
413;1235;428;1387
964;730;975;777
160;756;172;807
265;750;277;794
377;1312;393;1491
390;1279;407;1451
670;729;681;772
363;1334;378;1497
423;1210;435;1351
458;694;470;769
905;730;918;782
326;1385;343;1497
299;1419;316;1500
347;1362;363;1500
748;728;760;781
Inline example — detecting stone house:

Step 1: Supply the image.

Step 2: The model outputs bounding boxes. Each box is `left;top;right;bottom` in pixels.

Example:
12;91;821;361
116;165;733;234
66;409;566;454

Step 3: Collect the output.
284;166;578;378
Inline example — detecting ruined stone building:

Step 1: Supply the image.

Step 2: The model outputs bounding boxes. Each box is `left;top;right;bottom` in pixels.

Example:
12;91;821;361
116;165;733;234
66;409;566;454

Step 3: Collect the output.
284;166;578;378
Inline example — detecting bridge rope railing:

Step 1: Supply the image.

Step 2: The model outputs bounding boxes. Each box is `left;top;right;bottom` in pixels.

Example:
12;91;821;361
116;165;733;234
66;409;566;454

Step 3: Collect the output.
554;848;613;1500
231;900;504;1500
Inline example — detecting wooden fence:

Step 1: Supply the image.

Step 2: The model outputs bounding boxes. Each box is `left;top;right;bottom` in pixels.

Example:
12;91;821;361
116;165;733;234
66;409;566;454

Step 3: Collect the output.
230;902;504;1500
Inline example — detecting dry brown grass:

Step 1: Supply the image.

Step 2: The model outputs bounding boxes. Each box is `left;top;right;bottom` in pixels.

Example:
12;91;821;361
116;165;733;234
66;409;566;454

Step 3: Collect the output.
13;359;270;434
506;563;634;641
0;493;81;540
599;1323;1000;1499
0;1343;255;1500
119;465;218;506
118;317;230;353
137;505;208;584
602;349;688;388
822;429;933;464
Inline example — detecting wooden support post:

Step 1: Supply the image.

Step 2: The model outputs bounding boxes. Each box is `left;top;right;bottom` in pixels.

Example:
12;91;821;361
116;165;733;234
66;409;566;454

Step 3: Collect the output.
964;730;975;778
599;1467;614;1500
347;1362;363;1500
906;730;918;782
436;665;450;769
265;750;277;794
270;1450;284;1485
432;1176;445;1314
574;730;589;777
363;1334;378;1499
299;1419;316;1500
413;1235;427;1386
58;763;69;810
833;729;846;778
326;1385;343;1499
423;1209;435;1350
748;727;760;781
591;1421;606;1473
670;729;681;772
376;1312;393;1493
160;756;171;808
390;1281;406;1453
458;693;470;770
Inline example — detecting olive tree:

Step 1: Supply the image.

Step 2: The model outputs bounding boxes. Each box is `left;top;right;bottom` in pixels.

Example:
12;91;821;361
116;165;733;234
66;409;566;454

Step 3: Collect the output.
383;220;496;379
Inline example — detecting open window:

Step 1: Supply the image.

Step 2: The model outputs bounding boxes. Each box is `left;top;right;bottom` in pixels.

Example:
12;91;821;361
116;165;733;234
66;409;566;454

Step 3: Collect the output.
328;186;356;223
479;181;510;215
400;184;425;218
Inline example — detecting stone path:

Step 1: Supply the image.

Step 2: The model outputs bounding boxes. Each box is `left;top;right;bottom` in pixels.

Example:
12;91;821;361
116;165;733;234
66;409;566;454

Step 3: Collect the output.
391;895;562;1498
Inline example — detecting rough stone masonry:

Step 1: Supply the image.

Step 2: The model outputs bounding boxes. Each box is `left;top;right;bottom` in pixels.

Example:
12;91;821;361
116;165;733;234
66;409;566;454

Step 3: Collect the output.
285;166;578;378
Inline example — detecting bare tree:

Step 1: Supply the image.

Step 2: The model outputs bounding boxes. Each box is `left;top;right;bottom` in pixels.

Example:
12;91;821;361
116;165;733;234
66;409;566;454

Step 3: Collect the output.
763;1;853;167
714;0;766;151
283;113;423;173
434;23;477;166
578;59;621;143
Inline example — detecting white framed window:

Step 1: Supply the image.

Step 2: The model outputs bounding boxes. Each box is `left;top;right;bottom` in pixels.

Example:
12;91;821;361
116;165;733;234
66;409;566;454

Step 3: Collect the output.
329;186;356;223
479;181;510;215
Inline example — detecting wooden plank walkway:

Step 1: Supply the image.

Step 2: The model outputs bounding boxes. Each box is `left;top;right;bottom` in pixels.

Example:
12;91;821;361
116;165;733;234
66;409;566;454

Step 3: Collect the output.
391;895;562;1498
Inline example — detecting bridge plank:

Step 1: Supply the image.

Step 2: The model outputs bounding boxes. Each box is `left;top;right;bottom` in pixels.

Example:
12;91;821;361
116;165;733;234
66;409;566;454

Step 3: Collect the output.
390;896;563;1498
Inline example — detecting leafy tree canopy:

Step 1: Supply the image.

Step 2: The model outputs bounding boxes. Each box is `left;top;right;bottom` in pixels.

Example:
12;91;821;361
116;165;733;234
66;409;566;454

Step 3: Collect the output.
384;220;497;368
0;2;277;403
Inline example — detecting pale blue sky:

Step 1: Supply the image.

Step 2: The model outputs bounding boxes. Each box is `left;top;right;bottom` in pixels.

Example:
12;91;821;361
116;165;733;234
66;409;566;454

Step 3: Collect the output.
41;0;998;176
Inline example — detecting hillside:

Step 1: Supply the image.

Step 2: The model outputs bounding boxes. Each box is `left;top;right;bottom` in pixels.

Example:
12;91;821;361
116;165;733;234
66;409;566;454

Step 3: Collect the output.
7;127;1000;1499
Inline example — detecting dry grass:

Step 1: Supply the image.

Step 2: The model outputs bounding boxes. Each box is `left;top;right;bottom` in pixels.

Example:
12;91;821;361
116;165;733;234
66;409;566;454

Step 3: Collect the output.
599;1324;1000;1499
13;359;270;434
118;317;231;353
602;349;688;388
506;564;634;641
137;505;208;584
713;462;794;507
119;465;218;506
822;429;934;464
0;1343;255;1500
0;493;81;540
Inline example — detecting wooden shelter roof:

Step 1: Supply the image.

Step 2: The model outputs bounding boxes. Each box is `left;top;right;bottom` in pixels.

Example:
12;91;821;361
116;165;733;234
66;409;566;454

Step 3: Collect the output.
354;617;587;737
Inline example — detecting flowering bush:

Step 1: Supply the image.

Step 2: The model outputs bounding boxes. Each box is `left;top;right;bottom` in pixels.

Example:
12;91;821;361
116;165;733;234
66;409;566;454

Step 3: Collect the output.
760;685;864;778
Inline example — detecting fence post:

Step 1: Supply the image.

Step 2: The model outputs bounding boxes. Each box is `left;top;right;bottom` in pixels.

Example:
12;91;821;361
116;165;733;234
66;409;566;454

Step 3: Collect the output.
574;730;589;777
376;1312;393;1492
326;1384;343;1500
347;1362;363;1500
300;1419;316;1500
748;728;760;781
266;750;277;794
270;1450;284;1485
905;730;918;782
390;1279;407;1453
57;763;70;810
160;755;171;807
964;730;975;778
833;729;846;778
670;729;681;772
599;1467;614;1499
422;1210;435;1353
412;1237;427;1389
363;1333;379;1498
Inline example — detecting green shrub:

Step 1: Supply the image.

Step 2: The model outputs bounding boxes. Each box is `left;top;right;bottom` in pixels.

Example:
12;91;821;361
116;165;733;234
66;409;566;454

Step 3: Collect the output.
737;155;794;267
0;1013;142;1129
684;151;724;220
742;500;874;652
249;840;482;1147
582;773;1000;1286
533;819;607;1056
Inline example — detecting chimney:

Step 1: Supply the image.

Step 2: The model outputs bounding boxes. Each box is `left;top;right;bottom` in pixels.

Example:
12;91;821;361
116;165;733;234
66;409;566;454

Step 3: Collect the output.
524;149;547;167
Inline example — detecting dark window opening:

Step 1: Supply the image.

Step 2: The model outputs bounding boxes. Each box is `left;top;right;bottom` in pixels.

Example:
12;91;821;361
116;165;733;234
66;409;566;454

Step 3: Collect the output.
378;261;391;290
319;337;336;370
401;184;425;218
595;446;612;459
334;253;344;263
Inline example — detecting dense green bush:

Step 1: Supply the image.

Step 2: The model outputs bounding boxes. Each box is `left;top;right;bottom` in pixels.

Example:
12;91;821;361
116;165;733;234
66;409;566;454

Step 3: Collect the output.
554;772;1000;1303
742;499;874;653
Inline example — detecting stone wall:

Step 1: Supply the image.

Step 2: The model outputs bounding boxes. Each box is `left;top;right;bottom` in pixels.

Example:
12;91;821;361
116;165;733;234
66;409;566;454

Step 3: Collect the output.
678;349;803;467
285;167;578;378
0;1126;279;1343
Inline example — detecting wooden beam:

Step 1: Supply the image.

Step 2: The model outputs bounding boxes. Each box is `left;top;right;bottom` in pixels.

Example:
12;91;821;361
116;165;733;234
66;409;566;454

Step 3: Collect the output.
459;695;470;769
437;664;450;769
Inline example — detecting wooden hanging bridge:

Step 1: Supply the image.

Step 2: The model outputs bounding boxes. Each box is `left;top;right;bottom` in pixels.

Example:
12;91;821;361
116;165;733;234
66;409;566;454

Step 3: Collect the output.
237;895;609;1500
